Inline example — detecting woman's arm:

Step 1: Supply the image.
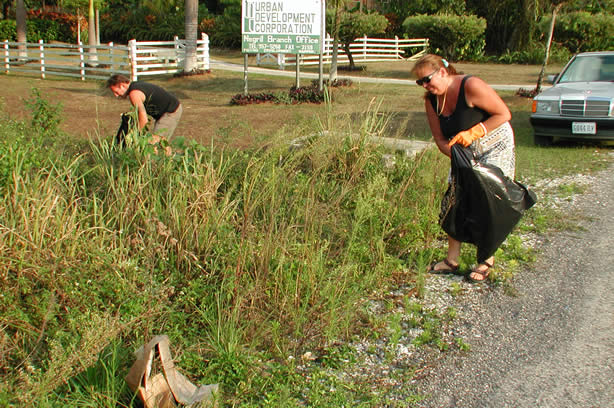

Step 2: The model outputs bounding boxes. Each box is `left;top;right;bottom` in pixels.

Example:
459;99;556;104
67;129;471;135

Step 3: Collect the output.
464;76;511;133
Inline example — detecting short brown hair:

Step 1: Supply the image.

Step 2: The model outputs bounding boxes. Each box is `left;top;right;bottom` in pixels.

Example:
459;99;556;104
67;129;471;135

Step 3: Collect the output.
106;74;130;88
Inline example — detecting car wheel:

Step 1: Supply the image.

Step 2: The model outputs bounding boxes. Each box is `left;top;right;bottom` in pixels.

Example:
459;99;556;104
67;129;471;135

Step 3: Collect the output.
533;134;553;146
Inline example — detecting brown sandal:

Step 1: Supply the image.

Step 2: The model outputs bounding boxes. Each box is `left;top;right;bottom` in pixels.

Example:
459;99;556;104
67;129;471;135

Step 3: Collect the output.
468;260;494;283
428;258;459;274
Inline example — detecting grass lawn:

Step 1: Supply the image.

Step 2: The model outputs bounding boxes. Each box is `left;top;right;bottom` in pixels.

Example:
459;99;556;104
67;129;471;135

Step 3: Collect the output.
210;48;565;85
0;55;563;152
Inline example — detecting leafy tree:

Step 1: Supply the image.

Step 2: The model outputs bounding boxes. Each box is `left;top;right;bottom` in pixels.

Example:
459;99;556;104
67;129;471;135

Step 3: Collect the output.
403;13;486;61
394;0;465;15
203;0;222;13
465;0;541;54
100;0;184;42
377;0;466;36
547;11;614;52
563;0;614;12
332;10;388;70
209;0;240;47
465;0;613;55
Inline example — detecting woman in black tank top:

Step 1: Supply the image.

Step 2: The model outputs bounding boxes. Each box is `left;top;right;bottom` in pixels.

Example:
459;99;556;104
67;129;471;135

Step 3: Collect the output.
411;54;516;283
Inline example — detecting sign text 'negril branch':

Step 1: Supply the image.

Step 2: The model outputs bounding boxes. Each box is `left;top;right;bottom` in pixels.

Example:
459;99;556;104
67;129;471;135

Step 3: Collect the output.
241;0;323;54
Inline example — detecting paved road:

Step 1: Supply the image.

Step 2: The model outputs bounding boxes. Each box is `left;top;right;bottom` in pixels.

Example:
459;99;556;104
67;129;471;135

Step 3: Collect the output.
415;157;614;408
210;59;535;91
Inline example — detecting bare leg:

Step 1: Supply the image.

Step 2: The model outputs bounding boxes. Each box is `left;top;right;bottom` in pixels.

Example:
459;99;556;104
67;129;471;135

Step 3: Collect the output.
469;255;495;282
430;235;462;272
447;235;461;263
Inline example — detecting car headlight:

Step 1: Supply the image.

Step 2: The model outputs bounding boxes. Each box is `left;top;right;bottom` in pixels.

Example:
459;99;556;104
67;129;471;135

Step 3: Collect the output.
532;99;560;114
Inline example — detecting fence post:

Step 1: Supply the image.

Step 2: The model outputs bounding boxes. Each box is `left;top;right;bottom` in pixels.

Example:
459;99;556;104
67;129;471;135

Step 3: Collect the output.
362;35;367;61
174;35;180;65
278;53;285;70
201;32;210;70
78;41;85;80
129;39;138;81
395;36;400;59
39;39;45;79
108;42;114;72
3;40;9;74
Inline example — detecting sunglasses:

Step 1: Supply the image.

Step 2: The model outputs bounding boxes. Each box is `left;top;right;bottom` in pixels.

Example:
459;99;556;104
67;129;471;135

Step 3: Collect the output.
416;69;439;86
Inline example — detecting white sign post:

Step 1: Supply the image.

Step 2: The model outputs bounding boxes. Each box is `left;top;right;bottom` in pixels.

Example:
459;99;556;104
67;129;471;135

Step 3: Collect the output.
241;0;324;92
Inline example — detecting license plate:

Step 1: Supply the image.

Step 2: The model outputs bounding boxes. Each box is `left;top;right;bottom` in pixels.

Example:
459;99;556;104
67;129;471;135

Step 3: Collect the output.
572;122;596;134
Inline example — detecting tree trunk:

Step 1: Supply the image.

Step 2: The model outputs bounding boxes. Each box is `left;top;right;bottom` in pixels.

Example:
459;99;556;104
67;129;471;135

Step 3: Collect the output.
88;0;98;65
3;3;10;20
329;2;342;82
16;0;27;60
535;3;563;94
96;8;100;45
343;43;355;70
184;0;198;73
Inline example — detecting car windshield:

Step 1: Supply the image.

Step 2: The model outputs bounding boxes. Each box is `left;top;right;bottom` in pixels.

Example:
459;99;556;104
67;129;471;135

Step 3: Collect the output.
558;55;614;83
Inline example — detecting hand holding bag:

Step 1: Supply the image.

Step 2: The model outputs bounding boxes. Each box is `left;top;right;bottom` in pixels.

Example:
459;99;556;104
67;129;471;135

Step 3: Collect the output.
440;145;536;263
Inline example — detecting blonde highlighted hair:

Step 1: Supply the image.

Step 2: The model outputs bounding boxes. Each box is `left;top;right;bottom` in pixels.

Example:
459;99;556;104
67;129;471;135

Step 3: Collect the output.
411;54;458;77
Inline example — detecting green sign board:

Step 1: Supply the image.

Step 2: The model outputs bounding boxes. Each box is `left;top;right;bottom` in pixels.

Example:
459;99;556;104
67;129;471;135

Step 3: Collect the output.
242;0;323;54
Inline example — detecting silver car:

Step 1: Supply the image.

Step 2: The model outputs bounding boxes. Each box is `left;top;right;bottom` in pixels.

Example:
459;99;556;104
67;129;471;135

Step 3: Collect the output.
530;51;614;145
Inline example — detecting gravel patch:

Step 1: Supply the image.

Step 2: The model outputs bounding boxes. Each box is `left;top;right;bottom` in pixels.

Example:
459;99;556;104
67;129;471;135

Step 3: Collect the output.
296;151;614;406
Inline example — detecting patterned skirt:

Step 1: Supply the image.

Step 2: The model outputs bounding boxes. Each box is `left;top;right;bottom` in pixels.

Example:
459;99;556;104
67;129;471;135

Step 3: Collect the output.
469;121;516;179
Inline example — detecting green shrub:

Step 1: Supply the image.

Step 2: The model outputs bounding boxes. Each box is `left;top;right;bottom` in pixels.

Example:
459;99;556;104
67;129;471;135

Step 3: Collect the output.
492;42;572;65
0;20;16;41
28;10;86;43
101;4;185;42
209;3;241;47
0;89;64;191
0;13;85;43
24;88;64;136
402;13;486;61
27;18;63;43
229;85;326;105
541;11;614;54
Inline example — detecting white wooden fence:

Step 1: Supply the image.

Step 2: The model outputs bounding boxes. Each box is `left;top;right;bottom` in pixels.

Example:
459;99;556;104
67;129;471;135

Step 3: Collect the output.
256;35;429;69
1;33;210;81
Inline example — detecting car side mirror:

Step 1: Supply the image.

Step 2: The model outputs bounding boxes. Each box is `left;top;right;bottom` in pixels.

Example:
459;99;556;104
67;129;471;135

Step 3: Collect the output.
546;74;558;84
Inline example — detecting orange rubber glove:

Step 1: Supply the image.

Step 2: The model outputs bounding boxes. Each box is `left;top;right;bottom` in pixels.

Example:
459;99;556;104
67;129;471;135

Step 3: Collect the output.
448;122;487;147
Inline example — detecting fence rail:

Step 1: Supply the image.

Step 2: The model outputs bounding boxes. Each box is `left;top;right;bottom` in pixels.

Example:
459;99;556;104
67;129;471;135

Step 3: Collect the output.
256;35;429;69
2;33;210;81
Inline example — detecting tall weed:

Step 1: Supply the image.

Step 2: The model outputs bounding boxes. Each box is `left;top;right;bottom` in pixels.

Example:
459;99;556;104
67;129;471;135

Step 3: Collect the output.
1;94;452;405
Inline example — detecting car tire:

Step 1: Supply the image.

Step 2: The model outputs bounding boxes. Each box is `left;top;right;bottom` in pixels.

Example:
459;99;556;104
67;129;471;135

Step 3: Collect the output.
534;134;553;146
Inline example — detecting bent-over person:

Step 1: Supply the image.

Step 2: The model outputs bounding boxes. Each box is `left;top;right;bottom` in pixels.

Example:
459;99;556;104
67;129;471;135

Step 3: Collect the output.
107;74;182;153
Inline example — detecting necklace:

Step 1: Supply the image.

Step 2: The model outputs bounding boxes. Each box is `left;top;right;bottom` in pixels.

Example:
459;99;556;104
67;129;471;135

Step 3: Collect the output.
437;87;447;116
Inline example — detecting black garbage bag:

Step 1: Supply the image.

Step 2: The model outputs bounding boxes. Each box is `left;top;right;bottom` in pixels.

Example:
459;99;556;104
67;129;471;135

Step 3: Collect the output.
115;112;132;147
440;145;537;263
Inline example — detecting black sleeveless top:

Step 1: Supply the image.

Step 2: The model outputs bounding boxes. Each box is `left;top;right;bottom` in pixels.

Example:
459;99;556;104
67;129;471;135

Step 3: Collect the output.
128;81;180;120
428;76;489;140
